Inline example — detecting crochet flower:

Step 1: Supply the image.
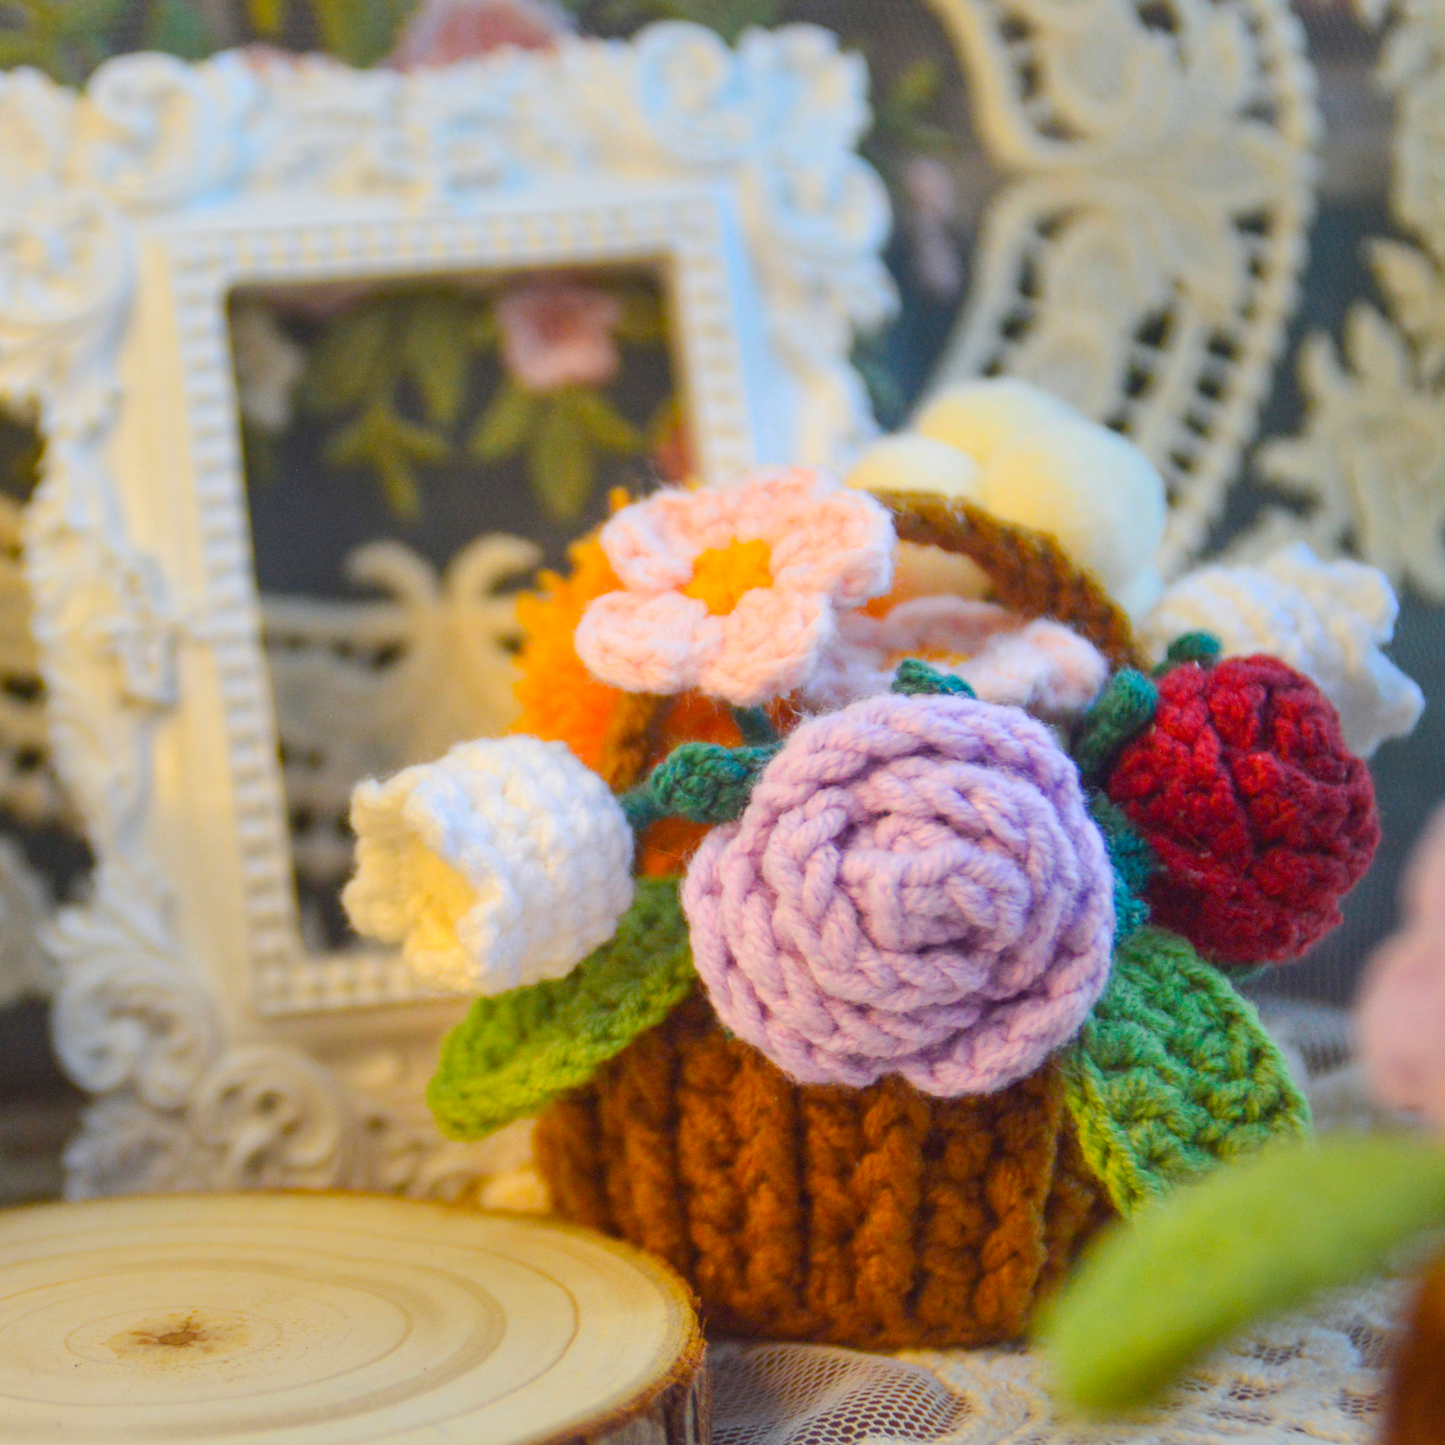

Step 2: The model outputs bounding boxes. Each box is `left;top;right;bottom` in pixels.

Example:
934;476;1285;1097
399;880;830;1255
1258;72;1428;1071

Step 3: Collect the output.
681;692;1116;1095
1143;543;1423;758
495;283;623;393
343;737;634;995
1107;656;1379;966
804;596;1108;720
575;468;896;707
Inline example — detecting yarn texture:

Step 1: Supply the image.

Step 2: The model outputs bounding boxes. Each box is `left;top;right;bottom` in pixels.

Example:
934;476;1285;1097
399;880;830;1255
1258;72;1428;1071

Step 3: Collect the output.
510;507;660;789
427;877;695;1139
575;467;895;706
682;692;1116;1095
1059;926;1310;1216
1107;656;1380;966
851;379;1167;617
882;492;1145;671
1143;542;1423;758
343;736;634;993
535;991;1112;1349
805;596;1107;719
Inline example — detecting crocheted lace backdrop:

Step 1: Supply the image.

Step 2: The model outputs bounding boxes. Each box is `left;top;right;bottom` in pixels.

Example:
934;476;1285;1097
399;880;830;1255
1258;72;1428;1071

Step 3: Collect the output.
0;0;1441;1018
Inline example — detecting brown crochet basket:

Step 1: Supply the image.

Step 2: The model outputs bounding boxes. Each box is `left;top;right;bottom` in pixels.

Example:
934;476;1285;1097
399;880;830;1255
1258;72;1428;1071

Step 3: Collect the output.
535;993;1112;1348
536;495;1138;1349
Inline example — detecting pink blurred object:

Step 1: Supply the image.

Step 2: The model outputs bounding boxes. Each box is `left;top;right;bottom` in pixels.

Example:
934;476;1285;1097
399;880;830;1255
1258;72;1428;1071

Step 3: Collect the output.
804;596;1108;721
903;156;963;298
495;283;624;392
386;0;571;67
1358;803;1445;1129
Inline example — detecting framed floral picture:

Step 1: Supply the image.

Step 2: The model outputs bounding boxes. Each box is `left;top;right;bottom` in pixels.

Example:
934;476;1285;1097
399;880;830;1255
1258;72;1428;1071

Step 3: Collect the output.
0;28;893;1195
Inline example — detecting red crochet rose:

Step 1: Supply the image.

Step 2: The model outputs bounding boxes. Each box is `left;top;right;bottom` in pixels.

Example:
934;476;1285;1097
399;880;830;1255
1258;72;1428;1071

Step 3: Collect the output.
1106;655;1379;966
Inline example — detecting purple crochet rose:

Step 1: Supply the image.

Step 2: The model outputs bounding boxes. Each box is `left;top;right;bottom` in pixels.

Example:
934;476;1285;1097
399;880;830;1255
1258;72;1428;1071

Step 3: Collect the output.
681;693;1116;1095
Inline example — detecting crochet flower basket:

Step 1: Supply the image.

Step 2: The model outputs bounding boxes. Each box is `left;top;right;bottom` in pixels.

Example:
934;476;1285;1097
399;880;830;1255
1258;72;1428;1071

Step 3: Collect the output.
342;414;1395;1350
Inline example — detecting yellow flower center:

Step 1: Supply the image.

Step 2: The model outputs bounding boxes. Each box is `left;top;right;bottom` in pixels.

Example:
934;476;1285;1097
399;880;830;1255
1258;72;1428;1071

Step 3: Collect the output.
682;538;775;616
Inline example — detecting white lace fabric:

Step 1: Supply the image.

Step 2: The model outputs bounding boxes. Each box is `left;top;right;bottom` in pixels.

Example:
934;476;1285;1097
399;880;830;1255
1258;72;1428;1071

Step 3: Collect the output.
710;1282;1401;1444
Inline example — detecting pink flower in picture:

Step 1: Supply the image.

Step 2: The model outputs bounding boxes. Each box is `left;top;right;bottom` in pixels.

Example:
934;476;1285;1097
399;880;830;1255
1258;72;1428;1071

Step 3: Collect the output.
574;468;897;707
386;0;571;68
495;283;624;393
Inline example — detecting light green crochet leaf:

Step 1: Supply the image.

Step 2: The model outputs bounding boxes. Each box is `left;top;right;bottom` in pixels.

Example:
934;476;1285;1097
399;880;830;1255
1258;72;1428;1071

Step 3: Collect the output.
428;877;695;1141
1044;1134;1445;1413
1060;927;1310;1216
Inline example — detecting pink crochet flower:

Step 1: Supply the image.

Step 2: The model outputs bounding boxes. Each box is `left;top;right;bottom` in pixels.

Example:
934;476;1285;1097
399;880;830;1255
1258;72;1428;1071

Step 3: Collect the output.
495;283;623;393
681;692;1116;1095
386;0;570;68
804;596;1109;720
1358;803;1445;1129
574;468;896;707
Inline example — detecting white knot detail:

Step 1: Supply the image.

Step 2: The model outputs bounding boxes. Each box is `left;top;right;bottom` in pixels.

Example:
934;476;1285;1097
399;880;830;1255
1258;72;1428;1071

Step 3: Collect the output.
342;737;635;995
1144;543;1424;758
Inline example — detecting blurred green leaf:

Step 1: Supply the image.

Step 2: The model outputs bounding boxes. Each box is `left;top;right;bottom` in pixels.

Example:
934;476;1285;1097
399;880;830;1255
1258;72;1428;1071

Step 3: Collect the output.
300;305;394;415
0;0;125;83
529;396;595;522
308;0;410;67
247;0;288;36
144;0;215;57
469;307;500;350
469;379;540;461
566;387;643;454
1044;1134;1445;1415
324;403;447;520
402;295;472;428
888;57;941;115
612;285;668;346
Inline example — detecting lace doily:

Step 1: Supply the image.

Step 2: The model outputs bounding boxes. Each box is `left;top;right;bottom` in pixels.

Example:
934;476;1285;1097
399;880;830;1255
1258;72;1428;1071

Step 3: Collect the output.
711;1282;1401;1444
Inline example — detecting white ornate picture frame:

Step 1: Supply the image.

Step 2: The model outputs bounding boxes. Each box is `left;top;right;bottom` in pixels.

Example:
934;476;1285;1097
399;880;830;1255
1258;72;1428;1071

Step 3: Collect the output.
0;25;894;1197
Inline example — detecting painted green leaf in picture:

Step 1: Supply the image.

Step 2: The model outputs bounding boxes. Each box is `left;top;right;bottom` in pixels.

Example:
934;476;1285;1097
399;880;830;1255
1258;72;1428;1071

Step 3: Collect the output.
324;404;448;520
302;306;395;414
530;394;596;523
469;378;541;462
401;295;473;429
569;388;644;455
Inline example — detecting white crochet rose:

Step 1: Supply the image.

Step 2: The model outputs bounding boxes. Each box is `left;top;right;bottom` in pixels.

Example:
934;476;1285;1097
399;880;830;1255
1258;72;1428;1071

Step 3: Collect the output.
342;737;635;995
846;378;1167;618
1143;543;1424;758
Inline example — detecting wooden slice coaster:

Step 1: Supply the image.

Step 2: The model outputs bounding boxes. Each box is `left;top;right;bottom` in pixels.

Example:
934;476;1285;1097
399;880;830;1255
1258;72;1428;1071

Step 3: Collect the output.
0;1191;706;1444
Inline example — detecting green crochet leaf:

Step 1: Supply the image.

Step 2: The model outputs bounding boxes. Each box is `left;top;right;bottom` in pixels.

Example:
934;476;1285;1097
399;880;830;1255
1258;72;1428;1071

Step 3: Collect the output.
1060;927;1310;1216
428;877;696;1141
1044;1134;1445;1413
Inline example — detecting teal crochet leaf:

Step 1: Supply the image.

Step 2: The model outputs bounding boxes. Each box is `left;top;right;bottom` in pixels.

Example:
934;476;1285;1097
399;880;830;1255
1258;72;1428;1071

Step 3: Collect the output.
1059;927;1310;1216
428;877;695;1141
1044;1134;1445;1413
